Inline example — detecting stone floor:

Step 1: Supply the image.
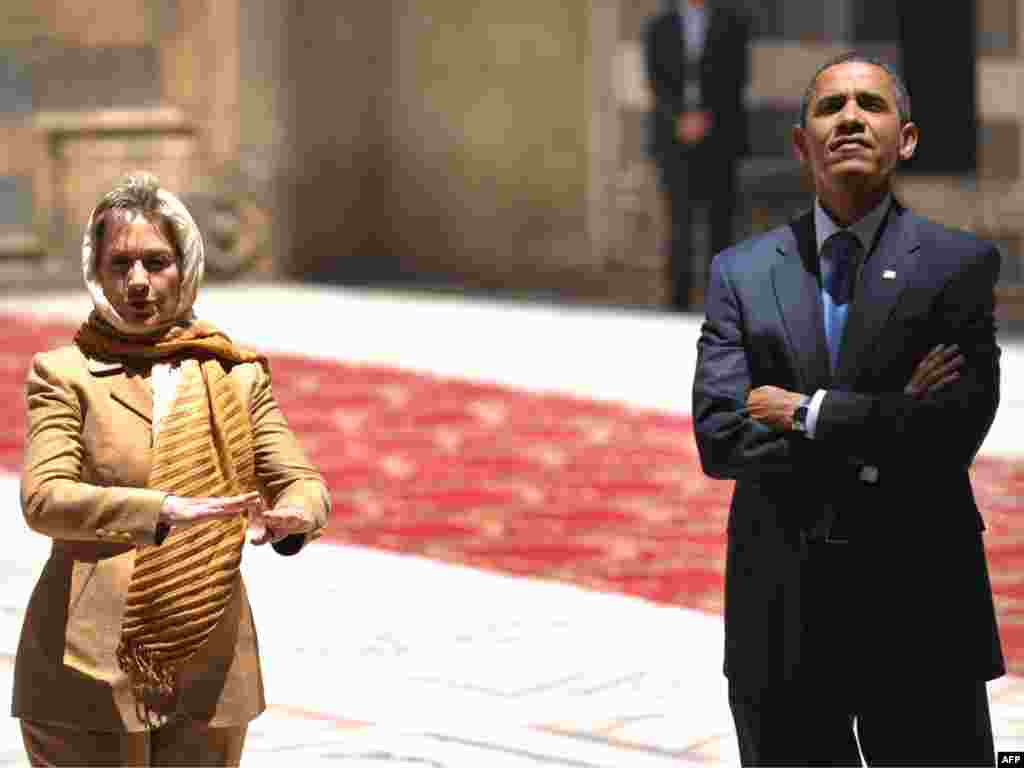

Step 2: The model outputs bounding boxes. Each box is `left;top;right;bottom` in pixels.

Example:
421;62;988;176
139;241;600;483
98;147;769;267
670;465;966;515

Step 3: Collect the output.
1;283;1023;765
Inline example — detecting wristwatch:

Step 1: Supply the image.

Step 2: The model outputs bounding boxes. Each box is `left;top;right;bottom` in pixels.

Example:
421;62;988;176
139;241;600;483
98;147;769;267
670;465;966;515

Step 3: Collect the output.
791;396;811;433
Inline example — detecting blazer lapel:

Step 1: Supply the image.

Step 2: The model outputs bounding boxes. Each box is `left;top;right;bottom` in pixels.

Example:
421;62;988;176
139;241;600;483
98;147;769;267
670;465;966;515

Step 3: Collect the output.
87;358;153;424
835;203;920;386
772;211;832;392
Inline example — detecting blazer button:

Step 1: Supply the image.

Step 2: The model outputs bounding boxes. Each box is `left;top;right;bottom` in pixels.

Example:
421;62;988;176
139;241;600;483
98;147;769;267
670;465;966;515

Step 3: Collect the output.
859;465;880;485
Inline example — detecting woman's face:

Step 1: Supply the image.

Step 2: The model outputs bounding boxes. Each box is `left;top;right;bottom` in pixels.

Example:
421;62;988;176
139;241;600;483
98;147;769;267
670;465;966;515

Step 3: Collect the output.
97;211;181;331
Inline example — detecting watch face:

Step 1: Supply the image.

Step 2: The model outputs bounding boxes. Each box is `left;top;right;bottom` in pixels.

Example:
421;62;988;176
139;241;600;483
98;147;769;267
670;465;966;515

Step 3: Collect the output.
793;405;808;430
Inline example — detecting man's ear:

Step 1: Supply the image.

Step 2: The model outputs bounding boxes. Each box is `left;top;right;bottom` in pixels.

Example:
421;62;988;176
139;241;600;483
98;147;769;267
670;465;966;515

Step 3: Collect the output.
898;121;919;162
792;124;809;167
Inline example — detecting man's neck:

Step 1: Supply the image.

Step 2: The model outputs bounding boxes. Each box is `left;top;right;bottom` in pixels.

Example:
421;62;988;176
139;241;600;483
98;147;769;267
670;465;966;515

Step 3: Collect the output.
819;182;891;228
687;0;706;8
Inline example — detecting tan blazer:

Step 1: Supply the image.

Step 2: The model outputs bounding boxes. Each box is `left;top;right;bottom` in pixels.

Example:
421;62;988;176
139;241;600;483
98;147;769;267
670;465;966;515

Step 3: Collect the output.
12;344;330;732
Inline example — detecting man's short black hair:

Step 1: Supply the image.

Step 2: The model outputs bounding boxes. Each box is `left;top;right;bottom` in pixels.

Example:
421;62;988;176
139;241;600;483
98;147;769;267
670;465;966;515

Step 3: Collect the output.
799;51;912;128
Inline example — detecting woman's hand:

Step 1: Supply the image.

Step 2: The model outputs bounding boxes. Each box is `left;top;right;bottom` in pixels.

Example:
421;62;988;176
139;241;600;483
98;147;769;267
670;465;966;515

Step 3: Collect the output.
160;491;264;529
249;505;318;546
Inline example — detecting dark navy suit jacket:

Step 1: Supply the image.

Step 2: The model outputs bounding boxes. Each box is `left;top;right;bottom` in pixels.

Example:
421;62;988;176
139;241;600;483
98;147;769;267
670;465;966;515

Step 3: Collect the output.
693;202;1005;685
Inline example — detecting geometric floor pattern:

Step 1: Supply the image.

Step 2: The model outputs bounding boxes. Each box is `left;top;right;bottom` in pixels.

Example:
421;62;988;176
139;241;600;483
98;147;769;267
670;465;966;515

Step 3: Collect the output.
0;471;738;767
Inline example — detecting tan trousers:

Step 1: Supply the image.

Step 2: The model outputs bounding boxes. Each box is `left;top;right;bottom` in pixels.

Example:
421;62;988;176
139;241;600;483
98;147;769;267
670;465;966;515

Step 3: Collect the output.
20;718;248;767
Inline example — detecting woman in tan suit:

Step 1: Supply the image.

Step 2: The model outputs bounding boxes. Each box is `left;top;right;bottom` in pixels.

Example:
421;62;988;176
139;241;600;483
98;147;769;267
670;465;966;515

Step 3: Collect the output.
13;171;331;766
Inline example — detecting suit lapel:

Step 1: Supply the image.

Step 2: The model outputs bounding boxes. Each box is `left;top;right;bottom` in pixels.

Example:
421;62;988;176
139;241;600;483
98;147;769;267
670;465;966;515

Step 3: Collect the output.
666;11;685;79
702;4;722;61
835;203;920;385
87;358;153;424
772;211;832;392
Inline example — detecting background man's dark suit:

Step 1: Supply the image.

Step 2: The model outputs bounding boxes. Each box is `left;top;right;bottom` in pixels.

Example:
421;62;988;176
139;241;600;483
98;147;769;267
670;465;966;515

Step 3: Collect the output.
644;2;750;310
693;201;1004;761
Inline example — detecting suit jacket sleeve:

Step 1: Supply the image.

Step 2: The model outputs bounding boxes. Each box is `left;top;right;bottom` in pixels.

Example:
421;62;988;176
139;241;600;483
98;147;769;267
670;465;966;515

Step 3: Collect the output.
20;352;165;545
248;363;331;555
643;17;683;123
709;9;750;113
693;255;817;480
815;243;1001;469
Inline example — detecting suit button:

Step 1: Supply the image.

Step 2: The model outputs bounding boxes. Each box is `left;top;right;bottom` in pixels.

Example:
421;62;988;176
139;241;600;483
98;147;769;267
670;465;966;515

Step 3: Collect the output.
859;465;880;484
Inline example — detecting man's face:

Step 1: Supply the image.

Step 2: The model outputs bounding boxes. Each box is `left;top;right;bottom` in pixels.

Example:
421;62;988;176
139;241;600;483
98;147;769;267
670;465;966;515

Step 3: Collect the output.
793;61;918;199
97;212;181;331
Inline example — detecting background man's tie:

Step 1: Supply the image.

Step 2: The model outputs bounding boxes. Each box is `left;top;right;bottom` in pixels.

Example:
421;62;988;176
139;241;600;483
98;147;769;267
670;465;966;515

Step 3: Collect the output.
823;231;861;374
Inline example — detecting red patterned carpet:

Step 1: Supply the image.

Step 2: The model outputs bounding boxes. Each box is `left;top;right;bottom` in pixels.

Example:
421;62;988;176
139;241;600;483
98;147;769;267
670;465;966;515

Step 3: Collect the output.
3;314;1024;673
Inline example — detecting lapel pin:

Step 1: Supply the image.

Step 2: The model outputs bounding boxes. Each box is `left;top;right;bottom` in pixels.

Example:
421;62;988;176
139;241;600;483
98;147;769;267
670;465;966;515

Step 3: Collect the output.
882;270;896;280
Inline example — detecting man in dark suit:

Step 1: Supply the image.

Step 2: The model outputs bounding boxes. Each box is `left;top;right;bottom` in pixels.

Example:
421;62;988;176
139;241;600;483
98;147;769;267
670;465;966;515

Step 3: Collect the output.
644;0;750;310
693;52;1004;765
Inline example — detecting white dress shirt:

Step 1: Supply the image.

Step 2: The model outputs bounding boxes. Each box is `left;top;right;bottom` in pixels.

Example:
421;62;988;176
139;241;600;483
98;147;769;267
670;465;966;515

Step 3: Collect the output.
681;0;707;57
679;1;707;108
151;360;183;440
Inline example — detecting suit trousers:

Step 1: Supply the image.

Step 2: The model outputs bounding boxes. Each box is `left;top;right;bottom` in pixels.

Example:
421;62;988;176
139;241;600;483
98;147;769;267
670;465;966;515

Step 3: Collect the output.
20;718;248;767
728;540;996;766
654;140;737;310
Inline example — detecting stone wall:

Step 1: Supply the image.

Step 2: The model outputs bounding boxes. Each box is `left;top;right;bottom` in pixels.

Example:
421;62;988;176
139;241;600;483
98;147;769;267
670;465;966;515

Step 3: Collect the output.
276;2;394;281
385;0;592;294
3;2;1024;320
0;0;272;289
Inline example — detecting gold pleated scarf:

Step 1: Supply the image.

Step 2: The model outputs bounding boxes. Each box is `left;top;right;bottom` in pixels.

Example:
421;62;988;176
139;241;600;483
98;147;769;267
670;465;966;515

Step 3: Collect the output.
74;314;267;371
74;315;267;726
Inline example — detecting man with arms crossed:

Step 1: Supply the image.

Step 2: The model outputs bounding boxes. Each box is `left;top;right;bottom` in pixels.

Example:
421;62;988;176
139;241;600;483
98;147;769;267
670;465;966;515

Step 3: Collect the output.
693;52;1004;765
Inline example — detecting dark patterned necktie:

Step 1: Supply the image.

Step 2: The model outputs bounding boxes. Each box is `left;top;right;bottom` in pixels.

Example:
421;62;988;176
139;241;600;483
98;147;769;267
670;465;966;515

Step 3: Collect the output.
823;231;860;373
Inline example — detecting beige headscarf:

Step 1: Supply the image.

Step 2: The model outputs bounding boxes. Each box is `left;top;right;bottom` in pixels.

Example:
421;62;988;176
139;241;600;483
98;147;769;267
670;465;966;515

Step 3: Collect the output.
81;171;205;336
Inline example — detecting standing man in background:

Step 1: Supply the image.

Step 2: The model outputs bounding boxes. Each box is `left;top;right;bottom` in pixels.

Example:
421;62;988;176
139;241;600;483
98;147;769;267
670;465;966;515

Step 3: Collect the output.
643;0;750;311
693;52;1003;764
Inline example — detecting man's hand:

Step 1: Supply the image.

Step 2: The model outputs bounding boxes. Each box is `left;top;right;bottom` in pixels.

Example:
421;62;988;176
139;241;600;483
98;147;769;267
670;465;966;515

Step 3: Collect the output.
250;504;318;546
677;110;712;145
904;344;963;398
744;344;963;434
746;386;806;432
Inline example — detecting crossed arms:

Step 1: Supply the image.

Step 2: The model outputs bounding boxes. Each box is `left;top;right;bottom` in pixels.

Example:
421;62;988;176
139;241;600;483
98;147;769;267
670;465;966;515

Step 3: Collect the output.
693;245;1000;481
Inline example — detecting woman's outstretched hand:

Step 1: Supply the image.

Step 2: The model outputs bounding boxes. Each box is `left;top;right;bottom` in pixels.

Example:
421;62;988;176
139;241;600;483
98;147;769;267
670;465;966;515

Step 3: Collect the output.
160;491;264;530
159;492;317;545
